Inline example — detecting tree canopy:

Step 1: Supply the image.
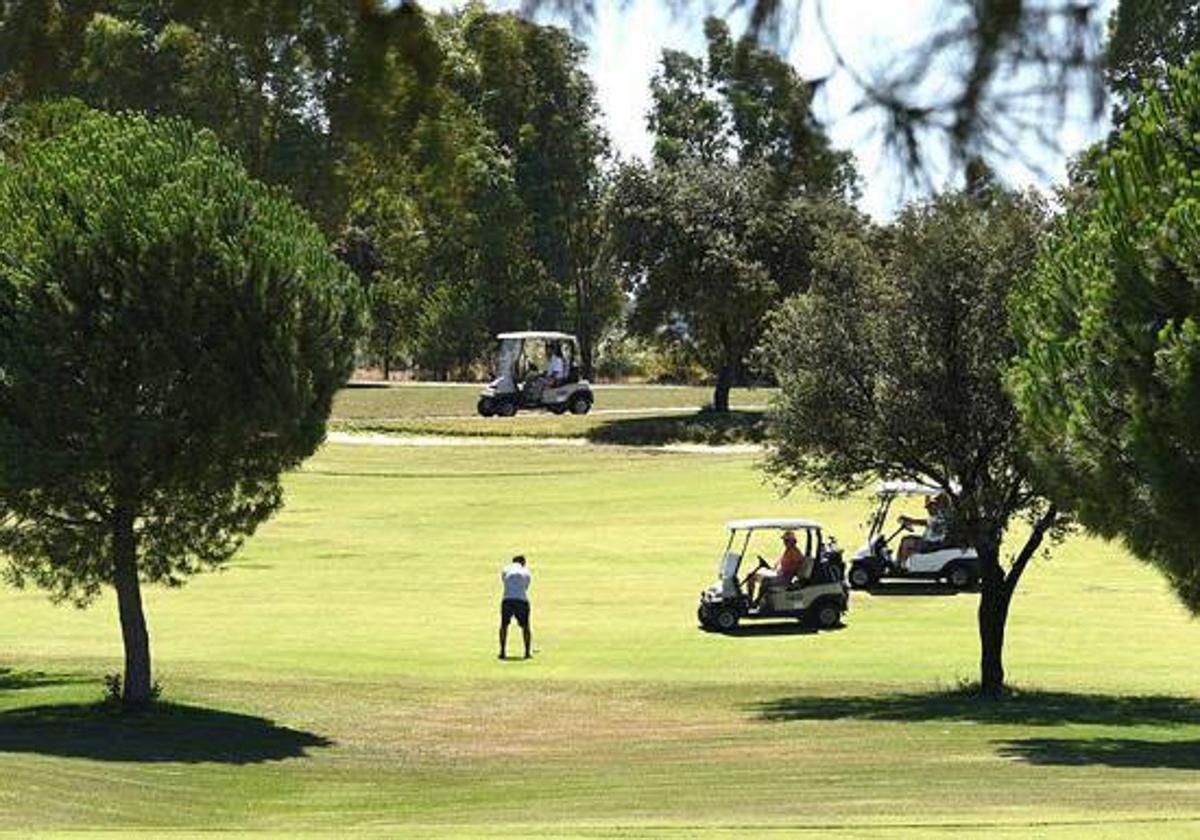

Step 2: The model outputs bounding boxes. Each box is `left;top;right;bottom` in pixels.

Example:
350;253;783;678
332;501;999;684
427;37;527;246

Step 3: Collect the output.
1106;0;1200;115
1010;55;1200;612
0;107;364;706
609;18;856;410
761;188;1059;696
0;0;440;230
337;4;616;377
0;1;616;378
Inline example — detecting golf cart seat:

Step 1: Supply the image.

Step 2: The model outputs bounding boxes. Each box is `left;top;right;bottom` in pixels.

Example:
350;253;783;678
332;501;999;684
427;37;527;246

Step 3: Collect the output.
784;569;810;590
809;557;844;585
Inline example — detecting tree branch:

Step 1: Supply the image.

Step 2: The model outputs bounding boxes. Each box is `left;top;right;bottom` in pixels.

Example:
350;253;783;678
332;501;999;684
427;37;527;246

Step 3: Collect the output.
1004;503;1058;597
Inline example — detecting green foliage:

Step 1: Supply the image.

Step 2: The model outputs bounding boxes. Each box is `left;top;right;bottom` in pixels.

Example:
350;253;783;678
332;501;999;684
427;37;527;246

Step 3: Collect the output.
334;5;614;377
0;0;440;230
1106;0;1200;116
0;109;363;602
764;191;1046;508
1010;56;1200;611
762;189;1058;693
614;20;857;410
649;17;855;198
0;2;615;379
608;160;852;409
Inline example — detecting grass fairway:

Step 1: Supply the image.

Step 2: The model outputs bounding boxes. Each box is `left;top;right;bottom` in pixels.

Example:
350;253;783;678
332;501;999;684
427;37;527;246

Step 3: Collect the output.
3;442;1200;836
333;382;772;419
331;383;772;443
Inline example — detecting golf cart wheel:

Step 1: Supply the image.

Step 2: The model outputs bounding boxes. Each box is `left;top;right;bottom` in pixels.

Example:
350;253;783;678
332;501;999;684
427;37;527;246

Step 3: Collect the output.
812;601;842;630
697;606;716;630
568;393;592;415
946;563;976;590
713;606;739;632
848;564;875;589
477;398;496;417
495;399;518;418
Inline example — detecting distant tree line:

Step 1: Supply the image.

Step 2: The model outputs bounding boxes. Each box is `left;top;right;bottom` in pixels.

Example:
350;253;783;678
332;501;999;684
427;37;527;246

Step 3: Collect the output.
0;1;864;405
0;0;618;380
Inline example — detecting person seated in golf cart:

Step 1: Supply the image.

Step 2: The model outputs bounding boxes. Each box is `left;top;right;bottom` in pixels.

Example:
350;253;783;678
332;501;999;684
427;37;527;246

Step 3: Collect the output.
525;341;568;402
547;342;567;382
896;493;948;565
747;530;814;608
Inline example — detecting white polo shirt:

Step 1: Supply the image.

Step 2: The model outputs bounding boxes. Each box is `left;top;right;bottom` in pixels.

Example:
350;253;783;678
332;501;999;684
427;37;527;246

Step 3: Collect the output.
501;563;531;601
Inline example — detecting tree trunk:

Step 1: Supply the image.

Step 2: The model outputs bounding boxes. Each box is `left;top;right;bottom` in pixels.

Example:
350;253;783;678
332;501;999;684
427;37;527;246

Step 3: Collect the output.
580;340;593;382
975;507;1057;699
976;541;1010;699
574;266;594;381
382;354;391;381
713;365;733;412
112;509;152;709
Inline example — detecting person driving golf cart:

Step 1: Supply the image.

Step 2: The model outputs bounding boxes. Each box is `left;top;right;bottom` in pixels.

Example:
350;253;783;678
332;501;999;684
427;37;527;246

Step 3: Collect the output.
697;518;849;632
747;530;813;608
526;341;567;403
847;482;979;590
477;331;594;417
896;493;948;564
545;342;566;386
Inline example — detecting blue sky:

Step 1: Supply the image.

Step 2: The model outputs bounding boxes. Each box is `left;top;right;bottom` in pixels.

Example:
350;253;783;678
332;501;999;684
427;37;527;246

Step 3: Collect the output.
432;0;1118;219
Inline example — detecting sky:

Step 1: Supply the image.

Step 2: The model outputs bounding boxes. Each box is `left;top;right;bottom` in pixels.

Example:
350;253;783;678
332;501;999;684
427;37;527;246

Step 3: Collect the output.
431;0;1119;219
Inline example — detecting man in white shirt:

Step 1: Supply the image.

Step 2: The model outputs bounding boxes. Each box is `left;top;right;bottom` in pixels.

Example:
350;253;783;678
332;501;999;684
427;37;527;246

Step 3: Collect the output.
499;555;532;660
546;343;566;386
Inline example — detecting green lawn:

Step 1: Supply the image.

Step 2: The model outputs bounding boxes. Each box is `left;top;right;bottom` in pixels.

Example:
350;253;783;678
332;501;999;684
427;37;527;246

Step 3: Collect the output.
334;381;773;418
2;442;1200;836
331;383;772;442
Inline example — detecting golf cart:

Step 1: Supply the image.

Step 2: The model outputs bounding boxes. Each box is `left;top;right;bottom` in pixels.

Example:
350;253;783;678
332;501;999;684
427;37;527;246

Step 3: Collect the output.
697;519;849;632
477;331;594;417
847;481;979;590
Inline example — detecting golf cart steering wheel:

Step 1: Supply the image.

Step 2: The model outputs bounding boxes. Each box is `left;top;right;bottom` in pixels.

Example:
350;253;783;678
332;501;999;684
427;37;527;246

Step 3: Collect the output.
755;555;768;568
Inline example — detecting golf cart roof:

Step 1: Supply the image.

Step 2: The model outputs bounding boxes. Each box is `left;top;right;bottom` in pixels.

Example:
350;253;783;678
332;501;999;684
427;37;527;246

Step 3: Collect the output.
726;518;823;531
877;480;942;497
496;331;577;342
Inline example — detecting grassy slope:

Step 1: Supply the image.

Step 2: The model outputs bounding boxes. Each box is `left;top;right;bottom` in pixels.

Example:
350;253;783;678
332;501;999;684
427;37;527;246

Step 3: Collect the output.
1;443;1199;836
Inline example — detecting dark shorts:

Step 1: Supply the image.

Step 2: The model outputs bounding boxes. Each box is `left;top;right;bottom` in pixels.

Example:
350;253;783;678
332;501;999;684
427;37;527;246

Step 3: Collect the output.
501;598;530;628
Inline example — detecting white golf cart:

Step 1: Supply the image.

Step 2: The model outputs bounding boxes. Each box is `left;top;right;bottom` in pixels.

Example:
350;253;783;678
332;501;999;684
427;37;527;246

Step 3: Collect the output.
697;518;849;633
847;481;979;590
477;331;594;417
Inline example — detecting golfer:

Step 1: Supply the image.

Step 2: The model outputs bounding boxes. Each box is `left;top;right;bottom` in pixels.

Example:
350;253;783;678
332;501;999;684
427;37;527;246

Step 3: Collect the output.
499;555;532;660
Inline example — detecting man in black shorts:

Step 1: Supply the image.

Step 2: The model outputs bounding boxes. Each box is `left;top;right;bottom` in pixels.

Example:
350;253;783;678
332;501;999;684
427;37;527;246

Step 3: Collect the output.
499;555;532;659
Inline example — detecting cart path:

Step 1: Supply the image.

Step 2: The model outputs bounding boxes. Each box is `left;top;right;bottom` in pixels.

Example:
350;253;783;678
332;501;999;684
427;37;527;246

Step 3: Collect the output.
324;431;761;454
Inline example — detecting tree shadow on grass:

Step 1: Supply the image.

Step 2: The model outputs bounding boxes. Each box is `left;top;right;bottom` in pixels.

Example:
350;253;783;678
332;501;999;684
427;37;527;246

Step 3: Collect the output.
0;701;332;764
703;622;818;637
996;737;1200;770
587;409;766;446
861;583;964;597
0;668;91;692
752;688;1200;727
